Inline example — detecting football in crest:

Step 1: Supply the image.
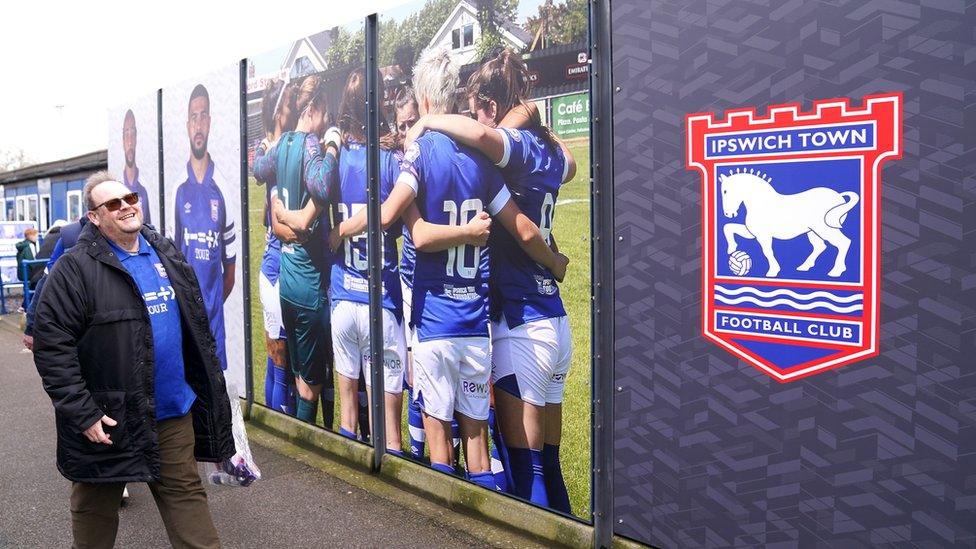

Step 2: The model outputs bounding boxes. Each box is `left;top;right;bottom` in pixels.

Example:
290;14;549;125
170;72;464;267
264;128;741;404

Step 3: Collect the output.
728;250;751;276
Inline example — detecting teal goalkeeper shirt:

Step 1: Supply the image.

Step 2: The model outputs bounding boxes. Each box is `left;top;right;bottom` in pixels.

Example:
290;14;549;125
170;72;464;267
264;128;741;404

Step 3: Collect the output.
108;234;196;420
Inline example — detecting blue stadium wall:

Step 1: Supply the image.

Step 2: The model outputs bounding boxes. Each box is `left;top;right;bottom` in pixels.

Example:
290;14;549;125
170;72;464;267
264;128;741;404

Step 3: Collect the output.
610;1;973;547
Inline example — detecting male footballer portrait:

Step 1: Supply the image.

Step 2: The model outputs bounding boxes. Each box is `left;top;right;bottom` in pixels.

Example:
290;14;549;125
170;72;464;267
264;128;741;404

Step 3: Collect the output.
173;83;237;371
122;108;152;225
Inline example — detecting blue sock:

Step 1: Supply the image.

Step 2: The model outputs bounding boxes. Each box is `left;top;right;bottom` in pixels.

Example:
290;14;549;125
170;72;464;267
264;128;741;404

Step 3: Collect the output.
451;420;461;470
270;363;290;413
488;408;512;493
357;388;370;442
508;447;549;507
388;449;404;458
407;384;426;459
284;382;297;416
543;444;570;513
431;462;455;476
264;358;275;406
320;386;335;430
338;427;357;440
296;396;318;424
468;471;497;491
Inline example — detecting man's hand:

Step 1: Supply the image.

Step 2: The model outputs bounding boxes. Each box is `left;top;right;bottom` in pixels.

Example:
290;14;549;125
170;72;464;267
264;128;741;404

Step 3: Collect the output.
403;116;428;152
551;252;569;283
464;211;492;247
22;334;33;351
83;415;117;445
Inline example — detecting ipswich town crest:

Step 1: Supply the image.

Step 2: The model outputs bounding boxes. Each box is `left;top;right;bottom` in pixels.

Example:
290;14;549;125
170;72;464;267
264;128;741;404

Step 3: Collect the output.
686;93;901;382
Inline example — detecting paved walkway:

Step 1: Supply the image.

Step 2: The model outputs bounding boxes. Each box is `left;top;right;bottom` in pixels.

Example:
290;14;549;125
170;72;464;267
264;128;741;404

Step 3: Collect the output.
0;317;515;548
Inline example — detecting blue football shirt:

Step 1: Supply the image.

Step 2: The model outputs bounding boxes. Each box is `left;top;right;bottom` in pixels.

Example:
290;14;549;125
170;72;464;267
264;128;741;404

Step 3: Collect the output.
330;141;403;321
398;131;511;341
108;234;196;421
173;160;236;371
489;127;568;327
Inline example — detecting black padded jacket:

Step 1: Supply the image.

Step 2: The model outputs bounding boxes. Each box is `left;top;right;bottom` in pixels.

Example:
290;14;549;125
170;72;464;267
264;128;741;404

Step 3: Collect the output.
33;223;234;483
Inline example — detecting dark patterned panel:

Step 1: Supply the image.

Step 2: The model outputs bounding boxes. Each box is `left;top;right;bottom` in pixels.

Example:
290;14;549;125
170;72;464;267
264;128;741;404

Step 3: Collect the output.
610;1;975;547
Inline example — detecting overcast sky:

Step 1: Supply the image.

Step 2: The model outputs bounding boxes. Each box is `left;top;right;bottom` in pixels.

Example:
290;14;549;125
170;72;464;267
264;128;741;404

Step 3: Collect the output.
0;0;548;167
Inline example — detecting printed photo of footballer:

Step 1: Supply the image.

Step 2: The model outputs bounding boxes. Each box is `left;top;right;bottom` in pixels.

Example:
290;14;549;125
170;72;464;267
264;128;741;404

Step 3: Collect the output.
245;0;592;518
107;94;160;227
245;23;372;436
162;64;246;393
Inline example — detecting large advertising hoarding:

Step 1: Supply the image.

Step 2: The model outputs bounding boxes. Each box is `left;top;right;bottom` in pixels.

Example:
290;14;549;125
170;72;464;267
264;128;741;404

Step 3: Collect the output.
611;0;975;546
107;93;161;229
162;64;246;394
375;0;592;519
246;21;366;434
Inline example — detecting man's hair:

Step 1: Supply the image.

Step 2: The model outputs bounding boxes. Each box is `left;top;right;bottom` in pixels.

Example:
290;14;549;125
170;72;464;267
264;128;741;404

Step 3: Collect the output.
24;228;37;237
412;47;459;115
188;84;209;112
83;171;120;210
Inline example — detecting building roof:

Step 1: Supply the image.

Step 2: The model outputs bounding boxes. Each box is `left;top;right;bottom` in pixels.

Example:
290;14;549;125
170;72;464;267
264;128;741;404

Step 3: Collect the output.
0;150;107;186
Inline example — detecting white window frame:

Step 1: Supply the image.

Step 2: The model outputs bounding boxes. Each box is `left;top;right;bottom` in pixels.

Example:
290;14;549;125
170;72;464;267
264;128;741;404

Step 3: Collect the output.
67;190;83;222
15;196;27;221
27;195;38;222
39;194;50;232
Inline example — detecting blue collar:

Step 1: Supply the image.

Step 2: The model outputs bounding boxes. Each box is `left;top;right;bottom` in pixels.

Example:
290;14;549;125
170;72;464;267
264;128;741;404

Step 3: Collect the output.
107;233;150;262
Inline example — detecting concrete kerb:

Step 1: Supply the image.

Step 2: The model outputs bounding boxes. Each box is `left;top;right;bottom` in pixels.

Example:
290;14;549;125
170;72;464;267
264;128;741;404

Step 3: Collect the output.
247;404;597;548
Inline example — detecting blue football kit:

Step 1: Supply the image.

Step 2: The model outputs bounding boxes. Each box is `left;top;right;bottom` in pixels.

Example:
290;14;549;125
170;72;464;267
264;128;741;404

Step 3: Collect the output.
398;131;511;341
330;140;404;319
489;127;568;327
174;160;236;372
108;234;196;420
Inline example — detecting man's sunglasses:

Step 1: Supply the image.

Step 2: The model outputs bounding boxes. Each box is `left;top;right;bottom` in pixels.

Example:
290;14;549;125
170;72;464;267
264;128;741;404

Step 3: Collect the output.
92;192;139;212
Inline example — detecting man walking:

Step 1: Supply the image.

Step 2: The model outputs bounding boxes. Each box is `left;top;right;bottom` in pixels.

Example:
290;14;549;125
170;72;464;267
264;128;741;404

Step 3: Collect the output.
33;171;234;548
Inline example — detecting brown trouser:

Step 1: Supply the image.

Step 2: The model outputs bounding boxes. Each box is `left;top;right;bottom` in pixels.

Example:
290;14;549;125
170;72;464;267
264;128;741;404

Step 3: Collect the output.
69;413;221;549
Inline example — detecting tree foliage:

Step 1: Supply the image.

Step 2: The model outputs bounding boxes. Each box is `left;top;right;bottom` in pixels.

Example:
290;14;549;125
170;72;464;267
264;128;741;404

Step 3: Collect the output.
525;0;587;49
0;148;30;173
475;0;519;60
376;0;458;72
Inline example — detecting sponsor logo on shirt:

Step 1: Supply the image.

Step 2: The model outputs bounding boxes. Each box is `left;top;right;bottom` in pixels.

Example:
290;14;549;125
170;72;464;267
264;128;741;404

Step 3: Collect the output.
183;202;192;214
144;285;176;315
403;142;420;164
154;263;169;279
344;273;369;293
210;199;220;222
444;285;478;301
534;275;557;296
182;229;221;261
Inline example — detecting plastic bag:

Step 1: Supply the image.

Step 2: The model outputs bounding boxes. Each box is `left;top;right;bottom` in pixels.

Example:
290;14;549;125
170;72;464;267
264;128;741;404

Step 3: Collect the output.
209;375;261;487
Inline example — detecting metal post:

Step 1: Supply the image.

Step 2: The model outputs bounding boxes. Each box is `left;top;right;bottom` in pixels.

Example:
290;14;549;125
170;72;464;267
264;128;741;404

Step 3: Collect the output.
239;58;254;418
365;13;386;472
157;89;165;235
589;0;615;546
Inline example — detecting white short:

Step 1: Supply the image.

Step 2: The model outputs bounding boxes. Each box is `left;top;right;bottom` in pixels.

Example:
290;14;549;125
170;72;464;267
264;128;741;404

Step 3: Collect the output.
491;316;572;406
331;300;406;394
401;278;413;349
258;272;285;339
412;335;490;422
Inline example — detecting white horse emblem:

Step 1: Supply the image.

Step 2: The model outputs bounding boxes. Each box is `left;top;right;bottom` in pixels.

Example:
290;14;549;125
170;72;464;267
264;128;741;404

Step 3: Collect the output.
720;170;859;277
